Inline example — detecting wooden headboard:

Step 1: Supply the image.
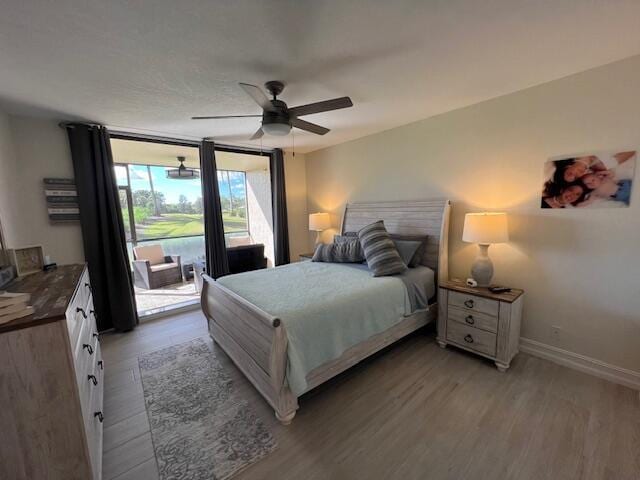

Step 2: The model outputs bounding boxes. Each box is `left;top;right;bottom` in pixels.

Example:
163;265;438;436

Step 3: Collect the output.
341;199;451;283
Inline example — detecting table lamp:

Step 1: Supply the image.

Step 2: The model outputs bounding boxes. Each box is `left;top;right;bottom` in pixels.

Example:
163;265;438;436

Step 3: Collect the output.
309;212;331;246
462;212;508;287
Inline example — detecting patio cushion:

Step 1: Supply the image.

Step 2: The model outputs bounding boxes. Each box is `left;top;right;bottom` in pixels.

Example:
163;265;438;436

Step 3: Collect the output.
226;235;253;248
134;244;165;265
149;262;180;272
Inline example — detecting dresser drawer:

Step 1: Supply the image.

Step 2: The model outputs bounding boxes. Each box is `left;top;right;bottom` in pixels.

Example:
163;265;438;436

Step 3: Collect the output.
66;269;92;347
75;268;92;319
446;320;497;357
74;306;100;418
88;351;104;480
448;291;499;317
448;305;498;333
84;342;104;480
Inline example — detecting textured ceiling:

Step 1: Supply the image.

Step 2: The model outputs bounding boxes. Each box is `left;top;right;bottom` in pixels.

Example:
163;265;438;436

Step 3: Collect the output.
1;0;640;153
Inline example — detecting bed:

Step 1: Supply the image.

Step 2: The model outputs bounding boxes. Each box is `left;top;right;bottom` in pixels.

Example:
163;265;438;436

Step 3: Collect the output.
200;199;451;424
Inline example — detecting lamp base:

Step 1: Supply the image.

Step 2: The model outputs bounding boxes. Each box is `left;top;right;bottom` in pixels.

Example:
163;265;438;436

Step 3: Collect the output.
314;231;322;247
470;244;494;287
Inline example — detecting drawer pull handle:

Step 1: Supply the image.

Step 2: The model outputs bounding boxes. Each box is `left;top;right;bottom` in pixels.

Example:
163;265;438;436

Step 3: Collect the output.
76;307;87;319
464;299;475;308
94;411;104;423
465;315;475;325
83;344;94;355
88;374;98;386
464;334;474;343
98;360;103;370
92;332;100;342
90;309;95;317
85;283;92;293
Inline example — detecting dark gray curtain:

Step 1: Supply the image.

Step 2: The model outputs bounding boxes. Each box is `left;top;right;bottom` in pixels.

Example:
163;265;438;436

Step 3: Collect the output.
201;141;230;278
270;148;290;265
66;124;138;332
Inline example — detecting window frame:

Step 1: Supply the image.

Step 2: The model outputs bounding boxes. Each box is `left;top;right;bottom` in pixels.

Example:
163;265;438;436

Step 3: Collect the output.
110;134;270;246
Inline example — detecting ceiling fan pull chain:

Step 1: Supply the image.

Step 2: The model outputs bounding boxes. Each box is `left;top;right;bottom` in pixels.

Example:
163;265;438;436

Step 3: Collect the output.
292;129;295;157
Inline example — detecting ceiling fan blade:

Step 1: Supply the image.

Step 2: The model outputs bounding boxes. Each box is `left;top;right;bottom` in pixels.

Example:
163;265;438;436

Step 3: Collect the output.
288;96;353;117
192;114;262;120
291;118;330;135
250;127;264;140
239;83;276;112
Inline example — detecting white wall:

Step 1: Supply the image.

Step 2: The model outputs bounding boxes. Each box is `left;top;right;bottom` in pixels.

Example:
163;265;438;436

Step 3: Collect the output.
5;116;84;265
246;168;275;267
284;151;309;261
0;110;17;263
305;55;640;374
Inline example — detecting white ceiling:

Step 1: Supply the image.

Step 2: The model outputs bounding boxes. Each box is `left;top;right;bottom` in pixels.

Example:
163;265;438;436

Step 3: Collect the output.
1;1;640;153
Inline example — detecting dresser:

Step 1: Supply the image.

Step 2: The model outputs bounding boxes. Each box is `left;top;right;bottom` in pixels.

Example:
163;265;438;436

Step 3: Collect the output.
437;280;524;372
0;264;104;480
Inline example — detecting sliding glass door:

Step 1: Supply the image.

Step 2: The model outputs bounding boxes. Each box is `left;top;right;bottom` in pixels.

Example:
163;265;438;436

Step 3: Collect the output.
112;139;205;317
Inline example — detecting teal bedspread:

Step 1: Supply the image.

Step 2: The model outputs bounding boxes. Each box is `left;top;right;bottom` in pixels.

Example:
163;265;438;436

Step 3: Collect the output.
217;261;432;396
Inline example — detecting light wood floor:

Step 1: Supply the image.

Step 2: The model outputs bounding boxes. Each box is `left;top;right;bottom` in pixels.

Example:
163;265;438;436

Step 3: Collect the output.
101;310;640;480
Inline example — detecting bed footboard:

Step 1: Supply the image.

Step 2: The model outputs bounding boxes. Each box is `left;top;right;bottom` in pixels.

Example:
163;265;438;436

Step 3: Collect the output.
200;274;298;424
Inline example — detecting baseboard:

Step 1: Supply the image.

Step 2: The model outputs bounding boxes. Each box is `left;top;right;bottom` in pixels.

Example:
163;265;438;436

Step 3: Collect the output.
519;337;640;391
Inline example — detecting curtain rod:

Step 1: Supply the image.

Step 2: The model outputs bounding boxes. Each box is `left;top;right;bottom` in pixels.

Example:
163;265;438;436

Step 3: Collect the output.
58;122;276;153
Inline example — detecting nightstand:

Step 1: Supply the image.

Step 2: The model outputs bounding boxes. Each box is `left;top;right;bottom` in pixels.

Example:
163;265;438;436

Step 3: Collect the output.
437;280;524;372
299;252;314;261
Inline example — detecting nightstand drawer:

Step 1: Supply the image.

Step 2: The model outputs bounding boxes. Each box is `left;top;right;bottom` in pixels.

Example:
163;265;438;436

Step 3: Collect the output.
448;306;498;333
448;291;499;317
446;321;497;357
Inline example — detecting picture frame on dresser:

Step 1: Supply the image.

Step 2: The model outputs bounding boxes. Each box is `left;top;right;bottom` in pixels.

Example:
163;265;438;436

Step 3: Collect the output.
6;245;45;276
437;280;524;372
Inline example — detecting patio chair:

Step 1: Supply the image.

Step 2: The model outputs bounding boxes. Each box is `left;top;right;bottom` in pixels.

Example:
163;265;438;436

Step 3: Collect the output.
132;244;182;290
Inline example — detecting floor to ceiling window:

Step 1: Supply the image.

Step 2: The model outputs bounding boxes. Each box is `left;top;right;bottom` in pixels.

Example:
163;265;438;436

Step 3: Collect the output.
110;137;272;318
111;139;204;316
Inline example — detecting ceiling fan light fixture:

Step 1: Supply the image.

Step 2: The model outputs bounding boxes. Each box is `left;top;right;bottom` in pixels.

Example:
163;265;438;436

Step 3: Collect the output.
166;156;200;180
261;122;291;136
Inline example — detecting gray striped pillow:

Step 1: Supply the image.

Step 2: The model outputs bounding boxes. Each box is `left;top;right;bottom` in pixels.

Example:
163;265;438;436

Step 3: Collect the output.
312;239;364;263
358;220;407;277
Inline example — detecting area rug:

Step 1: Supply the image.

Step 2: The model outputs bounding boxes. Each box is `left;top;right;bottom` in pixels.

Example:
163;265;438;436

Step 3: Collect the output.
139;338;277;480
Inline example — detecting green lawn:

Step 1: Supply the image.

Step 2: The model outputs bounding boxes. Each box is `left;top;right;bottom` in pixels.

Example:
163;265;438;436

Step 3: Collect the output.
136;213;247;240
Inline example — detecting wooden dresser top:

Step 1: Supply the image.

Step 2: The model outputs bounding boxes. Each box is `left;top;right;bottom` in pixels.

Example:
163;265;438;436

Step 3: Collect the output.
0;264;86;334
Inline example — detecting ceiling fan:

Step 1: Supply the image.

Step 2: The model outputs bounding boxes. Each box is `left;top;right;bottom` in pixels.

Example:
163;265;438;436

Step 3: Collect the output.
192;81;353;139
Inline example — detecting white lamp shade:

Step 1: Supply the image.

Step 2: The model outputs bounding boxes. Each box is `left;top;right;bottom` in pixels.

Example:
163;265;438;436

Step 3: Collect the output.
309;212;331;231
462;212;509;244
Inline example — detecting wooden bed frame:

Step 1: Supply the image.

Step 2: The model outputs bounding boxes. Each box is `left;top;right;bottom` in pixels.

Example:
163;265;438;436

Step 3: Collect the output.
201;199;451;424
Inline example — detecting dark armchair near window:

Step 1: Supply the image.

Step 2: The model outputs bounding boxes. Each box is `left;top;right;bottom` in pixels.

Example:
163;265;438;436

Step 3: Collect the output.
227;243;268;274
132;244;182;290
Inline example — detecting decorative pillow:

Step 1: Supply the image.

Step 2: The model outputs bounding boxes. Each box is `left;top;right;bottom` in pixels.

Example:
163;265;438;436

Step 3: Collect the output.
392;239;422;266
333;234;356;244
390;234;429;267
312;239;365;263
357;220;407;277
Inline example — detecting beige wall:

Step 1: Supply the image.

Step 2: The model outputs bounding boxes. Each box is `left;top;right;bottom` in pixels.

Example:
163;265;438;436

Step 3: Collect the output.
0;111;17;260
5;116;85;265
284;151;308;261
305;55;640;373
246;168;275;267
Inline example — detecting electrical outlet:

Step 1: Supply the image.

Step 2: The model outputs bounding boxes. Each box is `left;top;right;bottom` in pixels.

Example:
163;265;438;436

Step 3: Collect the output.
551;325;562;336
